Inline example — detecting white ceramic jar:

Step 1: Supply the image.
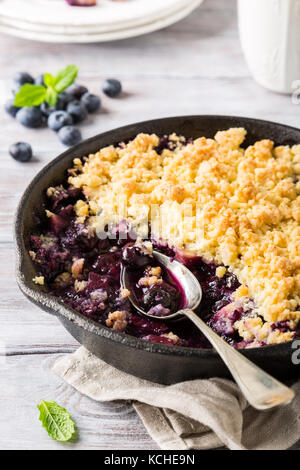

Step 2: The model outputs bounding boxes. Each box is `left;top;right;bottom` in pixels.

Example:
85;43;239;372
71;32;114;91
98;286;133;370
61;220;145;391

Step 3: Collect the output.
238;0;300;94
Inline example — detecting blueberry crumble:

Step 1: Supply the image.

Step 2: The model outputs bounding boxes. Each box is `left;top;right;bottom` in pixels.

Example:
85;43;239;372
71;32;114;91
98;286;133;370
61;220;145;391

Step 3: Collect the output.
30;129;300;348
66;0;97;6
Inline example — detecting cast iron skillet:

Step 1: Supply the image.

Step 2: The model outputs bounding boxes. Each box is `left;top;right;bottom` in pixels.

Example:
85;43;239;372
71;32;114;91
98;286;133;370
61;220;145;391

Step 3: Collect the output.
15;115;300;384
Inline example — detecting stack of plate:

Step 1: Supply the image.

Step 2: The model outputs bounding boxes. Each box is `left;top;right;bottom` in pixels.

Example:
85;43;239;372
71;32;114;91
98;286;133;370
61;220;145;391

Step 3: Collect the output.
0;0;203;43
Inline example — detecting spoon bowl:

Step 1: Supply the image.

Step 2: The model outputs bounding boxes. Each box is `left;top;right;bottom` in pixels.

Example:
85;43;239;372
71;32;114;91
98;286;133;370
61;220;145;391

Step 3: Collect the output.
121;250;202;320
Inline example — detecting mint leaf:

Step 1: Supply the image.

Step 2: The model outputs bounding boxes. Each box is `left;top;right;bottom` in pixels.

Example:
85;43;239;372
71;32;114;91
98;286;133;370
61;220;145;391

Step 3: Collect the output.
54;65;78;93
14;84;47;107
37;400;75;442
43;73;56;88
45;86;58;107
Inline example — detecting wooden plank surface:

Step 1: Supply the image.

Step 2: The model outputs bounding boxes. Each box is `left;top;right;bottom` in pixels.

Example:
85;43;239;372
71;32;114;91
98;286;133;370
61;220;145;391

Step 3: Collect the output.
0;0;299;450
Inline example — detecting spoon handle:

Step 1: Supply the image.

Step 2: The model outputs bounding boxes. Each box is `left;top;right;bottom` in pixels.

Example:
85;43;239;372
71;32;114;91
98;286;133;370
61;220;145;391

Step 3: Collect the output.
178;309;295;410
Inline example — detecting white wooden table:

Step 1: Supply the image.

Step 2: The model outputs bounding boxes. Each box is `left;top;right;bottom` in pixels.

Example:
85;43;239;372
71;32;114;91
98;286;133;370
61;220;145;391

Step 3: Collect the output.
1;0;299;450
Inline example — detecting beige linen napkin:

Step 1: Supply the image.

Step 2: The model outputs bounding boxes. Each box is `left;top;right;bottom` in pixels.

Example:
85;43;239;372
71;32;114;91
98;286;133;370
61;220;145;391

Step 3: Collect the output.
52;347;300;450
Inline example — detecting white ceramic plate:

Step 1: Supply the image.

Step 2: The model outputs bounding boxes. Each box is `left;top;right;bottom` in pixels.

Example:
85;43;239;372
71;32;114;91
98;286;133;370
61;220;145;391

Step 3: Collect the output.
0;0;199;34
0;0;203;43
0;0;197;27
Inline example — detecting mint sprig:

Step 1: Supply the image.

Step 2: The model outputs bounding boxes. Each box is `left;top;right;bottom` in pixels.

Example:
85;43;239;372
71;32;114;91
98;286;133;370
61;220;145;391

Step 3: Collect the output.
37;400;76;442
14;65;78;108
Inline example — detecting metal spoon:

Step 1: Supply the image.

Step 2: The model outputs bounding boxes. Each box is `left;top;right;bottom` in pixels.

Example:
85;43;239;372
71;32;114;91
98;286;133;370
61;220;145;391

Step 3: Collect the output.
121;250;295;410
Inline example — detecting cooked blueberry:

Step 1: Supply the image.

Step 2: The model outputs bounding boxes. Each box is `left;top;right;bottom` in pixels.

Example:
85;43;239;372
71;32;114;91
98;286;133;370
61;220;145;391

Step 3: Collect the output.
13;71;34;86
271;320;291;333
225;273;240;290
16;107;43;128
66;0;96;5
122;245;151;268
48;111;73;132
4;99;20;117
102;78;122;98
209;305;239;337
66;83;88;99
9;142;32;162
35;74;45;86
141;334;177;346
155;135;172;154
40;96;65;117
49;213;69;235
58;126;82;146
143;282;179;312
129;313;168;335
66;100;88;123
147;304;171;317
81;92;101;113
92;253;120;274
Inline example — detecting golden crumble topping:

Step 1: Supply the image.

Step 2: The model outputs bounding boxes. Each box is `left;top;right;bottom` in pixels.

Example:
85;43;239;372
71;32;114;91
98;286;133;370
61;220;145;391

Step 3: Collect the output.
74;280;88;292
71;258;85;278
68;128;300;344
162;332;180;344
120;287;130;298
216;266;226;278
33;275;44;286
106;310;129;332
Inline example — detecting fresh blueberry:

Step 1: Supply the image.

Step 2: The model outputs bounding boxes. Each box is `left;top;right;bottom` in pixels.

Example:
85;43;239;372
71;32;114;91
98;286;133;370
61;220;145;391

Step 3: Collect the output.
35;74;45;86
66;100;88;123
40;96;65;117
58;126;82;146
40;102;51;117
81;92;101;113
48;111;73;132
16;107;43;128
9;142;32;162
66;83;88;99
102;78;122;98
58;91;74;109
13;71;34;86
4;99;20;117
